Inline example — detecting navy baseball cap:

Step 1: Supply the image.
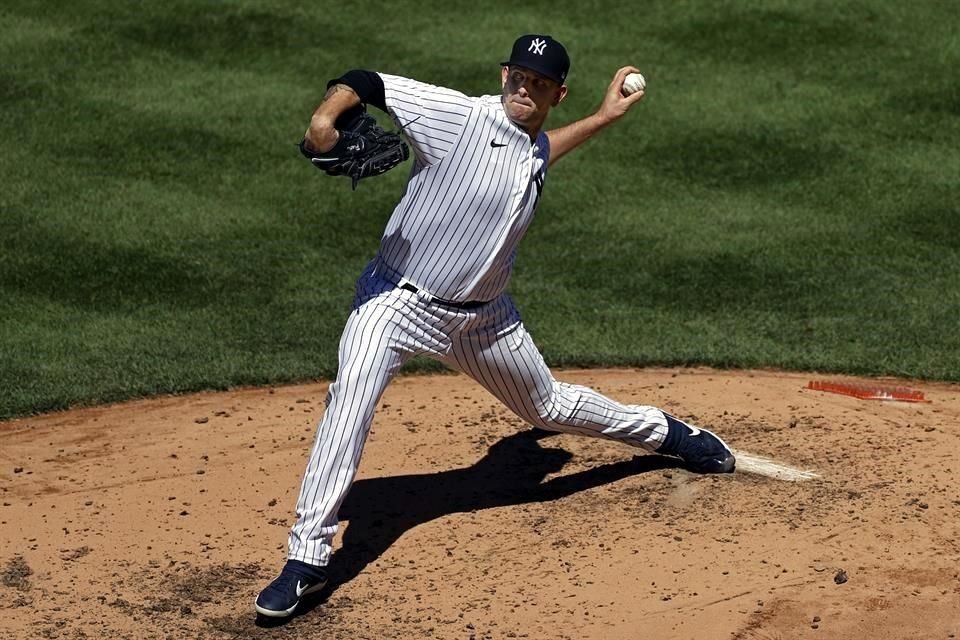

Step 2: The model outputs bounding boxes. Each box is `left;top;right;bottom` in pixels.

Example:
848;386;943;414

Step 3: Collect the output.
501;34;570;85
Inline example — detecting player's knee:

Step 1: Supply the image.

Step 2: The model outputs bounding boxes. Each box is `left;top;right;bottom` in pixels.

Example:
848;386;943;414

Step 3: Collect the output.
531;391;564;429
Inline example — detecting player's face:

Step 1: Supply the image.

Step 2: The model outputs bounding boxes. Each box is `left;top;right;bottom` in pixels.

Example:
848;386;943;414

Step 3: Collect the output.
501;66;567;131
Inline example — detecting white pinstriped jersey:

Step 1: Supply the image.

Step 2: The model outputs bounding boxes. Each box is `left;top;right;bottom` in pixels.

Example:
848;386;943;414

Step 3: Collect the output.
376;73;549;303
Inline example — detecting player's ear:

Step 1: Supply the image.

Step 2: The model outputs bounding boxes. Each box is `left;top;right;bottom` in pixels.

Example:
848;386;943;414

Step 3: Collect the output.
501;66;509;87
553;85;568;106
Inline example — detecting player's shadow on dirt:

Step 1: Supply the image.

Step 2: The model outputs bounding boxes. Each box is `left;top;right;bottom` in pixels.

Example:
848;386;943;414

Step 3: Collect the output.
257;428;680;627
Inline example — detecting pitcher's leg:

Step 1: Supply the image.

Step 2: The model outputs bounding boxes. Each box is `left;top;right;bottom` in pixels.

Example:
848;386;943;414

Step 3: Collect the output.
287;302;413;566
448;323;668;449
257;280;454;618
447;321;734;472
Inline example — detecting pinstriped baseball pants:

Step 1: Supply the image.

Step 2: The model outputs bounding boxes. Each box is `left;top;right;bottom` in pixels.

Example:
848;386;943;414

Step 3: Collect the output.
287;261;671;566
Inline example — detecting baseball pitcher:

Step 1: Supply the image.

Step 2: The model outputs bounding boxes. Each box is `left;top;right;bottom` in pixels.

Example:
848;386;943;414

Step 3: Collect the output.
255;34;736;618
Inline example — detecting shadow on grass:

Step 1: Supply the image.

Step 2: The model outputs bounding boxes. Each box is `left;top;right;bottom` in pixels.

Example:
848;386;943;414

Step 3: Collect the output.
643;128;843;189
0;215;287;311
256;428;680;628
644;252;805;314
662;7;884;67
895;196;960;250
898;83;960;117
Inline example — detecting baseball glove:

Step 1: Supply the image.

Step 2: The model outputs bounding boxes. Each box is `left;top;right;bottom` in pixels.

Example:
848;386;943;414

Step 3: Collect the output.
298;110;409;190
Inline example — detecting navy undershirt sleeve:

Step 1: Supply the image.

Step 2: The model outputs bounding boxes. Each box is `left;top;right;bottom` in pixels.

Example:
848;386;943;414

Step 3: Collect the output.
326;70;387;113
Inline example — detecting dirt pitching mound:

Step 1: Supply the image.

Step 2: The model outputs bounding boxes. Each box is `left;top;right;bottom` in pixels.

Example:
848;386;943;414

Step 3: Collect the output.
2;368;959;639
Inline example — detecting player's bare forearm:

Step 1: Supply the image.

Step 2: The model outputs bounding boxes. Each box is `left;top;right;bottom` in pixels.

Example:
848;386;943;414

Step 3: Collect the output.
304;84;362;153
546;66;645;167
546;112;614;166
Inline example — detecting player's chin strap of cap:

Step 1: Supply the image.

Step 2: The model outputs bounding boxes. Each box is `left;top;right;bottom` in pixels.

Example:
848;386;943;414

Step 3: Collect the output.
397;281;491;310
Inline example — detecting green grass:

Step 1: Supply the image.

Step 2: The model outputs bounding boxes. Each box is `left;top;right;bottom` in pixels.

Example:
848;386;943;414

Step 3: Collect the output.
2;0;958;419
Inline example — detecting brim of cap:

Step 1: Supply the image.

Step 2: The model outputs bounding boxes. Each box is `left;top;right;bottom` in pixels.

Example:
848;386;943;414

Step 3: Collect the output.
500;60;565;85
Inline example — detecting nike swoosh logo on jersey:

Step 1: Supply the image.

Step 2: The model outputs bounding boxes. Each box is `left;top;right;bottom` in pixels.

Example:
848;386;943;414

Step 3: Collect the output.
296;580;309;597
490;140;508;148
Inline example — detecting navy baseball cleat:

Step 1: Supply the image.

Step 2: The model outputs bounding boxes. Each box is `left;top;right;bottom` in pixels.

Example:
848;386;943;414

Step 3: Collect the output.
254;560;328;618
657;413;736;474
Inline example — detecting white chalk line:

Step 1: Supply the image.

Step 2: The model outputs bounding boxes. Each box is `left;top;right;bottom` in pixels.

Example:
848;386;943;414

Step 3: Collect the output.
732;450;820;482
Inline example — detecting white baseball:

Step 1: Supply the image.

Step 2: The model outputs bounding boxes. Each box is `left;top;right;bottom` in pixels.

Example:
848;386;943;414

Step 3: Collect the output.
621;72;646;96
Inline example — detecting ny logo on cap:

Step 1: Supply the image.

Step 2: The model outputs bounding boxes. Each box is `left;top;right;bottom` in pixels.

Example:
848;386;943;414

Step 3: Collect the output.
528;37;547;55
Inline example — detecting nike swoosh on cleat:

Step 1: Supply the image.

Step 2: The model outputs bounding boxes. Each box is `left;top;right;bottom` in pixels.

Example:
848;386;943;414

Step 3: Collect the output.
490;140;508;148
687;425;701;436
296;580;309;597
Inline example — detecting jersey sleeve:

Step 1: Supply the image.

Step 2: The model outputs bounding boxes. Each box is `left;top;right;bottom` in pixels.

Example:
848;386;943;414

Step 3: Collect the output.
377;73;475;166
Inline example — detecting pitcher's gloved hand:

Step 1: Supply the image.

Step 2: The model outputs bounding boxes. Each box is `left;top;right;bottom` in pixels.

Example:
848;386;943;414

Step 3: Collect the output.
299;111;409;190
